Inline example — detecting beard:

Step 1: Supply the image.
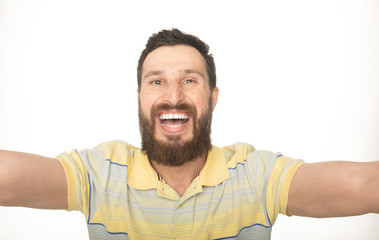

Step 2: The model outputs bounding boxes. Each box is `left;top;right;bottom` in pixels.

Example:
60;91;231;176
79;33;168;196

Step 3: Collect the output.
138;100;213;167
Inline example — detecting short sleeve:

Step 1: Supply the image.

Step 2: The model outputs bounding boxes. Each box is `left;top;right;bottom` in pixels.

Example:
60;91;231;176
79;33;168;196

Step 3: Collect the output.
266;156;304;223
56;140;137;220
56;150;90;216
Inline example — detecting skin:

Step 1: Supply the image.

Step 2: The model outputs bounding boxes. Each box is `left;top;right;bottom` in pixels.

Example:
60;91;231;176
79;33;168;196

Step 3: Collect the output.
139;45;218;143
138;45;219;196
0;150;67;209
287;160;379;216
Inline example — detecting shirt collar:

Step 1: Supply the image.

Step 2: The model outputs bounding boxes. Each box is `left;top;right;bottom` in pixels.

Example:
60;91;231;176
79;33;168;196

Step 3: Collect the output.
127;145;230;190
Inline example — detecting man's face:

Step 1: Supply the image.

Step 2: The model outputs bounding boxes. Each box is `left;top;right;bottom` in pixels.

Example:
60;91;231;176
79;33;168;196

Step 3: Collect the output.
138;45;219;166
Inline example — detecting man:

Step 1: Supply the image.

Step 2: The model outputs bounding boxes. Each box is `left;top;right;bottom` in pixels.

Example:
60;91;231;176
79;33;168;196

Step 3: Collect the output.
0;29;378;239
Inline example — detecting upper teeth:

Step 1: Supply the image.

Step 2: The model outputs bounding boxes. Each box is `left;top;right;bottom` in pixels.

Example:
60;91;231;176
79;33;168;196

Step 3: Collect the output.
160;113;189;120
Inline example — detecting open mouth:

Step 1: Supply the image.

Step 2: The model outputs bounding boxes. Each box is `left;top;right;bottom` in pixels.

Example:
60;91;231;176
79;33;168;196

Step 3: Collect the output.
159;113;190;128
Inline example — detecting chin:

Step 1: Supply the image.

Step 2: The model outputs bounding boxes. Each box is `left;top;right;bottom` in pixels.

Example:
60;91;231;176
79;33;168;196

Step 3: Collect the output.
158;132;193;143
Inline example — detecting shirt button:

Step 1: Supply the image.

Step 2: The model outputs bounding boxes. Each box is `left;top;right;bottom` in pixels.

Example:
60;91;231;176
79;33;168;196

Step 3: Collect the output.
178;203;183;208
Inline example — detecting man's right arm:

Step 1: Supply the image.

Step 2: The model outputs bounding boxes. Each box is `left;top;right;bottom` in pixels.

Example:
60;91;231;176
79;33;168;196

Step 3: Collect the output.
0;150;68;210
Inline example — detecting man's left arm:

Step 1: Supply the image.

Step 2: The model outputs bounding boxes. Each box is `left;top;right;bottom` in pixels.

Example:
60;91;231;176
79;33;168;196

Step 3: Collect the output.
287;161;379;217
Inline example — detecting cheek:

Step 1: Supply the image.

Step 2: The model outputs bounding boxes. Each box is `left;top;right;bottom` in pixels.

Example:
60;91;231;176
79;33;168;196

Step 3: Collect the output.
139;102;152;121
139;92;156;112
188;91;211;112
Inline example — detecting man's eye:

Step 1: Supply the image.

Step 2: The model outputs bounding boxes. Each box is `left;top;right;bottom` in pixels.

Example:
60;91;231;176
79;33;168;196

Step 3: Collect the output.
151;80;163;85
184;79;195;84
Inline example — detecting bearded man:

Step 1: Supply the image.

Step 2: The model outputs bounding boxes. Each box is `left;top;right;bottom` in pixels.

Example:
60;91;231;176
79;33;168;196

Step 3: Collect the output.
0;29;378;240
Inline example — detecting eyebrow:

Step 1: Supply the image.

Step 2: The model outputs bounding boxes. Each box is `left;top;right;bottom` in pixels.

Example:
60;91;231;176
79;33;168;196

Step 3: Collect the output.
142;70;162;80
143;69;205;80
180;69;205;79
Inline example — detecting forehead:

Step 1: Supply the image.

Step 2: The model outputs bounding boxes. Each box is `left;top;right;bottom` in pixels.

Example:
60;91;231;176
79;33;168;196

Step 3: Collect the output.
142;45;207;78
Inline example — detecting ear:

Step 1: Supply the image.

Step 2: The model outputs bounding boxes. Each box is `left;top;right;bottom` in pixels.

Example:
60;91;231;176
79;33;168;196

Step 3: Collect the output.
137;88;140;98
211;87;219;111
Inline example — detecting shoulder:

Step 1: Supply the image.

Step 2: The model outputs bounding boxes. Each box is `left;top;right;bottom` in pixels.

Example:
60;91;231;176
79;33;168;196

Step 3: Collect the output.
88;140;140;166
221;142;280;168
63;140;140;170
93;140;139;156
220;143;303;185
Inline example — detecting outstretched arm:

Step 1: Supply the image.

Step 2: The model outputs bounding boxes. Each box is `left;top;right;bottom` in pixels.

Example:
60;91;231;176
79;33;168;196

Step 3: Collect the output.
0;150;68;210
287;161;379;217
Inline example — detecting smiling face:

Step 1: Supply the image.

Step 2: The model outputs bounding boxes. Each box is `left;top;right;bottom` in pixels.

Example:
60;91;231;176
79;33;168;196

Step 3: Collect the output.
138;45;219;166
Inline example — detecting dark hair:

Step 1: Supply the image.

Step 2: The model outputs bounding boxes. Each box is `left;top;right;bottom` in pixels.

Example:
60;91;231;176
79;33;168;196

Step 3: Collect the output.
137;28;216;91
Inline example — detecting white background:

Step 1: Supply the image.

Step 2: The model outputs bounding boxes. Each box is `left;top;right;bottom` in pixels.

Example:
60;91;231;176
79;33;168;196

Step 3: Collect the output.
1;0;378;239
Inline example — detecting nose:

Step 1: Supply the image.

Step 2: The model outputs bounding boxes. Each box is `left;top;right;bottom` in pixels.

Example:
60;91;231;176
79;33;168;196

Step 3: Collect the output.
163;81;184;105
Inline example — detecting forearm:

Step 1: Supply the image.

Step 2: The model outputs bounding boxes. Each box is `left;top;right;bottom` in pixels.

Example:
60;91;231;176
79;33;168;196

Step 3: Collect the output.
366;161;379;214
287;160;379;217
0;150;68;209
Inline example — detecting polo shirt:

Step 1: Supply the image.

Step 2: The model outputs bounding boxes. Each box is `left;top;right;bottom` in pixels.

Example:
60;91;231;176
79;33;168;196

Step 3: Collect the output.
57;140;304;239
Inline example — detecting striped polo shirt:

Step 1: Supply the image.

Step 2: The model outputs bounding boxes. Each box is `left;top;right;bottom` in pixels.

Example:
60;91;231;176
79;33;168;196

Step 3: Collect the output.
57;140;304;240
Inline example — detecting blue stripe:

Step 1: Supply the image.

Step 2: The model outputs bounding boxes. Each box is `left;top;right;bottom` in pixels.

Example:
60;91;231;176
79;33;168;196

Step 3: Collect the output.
88;222;129;236
105;158;128;167
214;223;270;240
87;172;92;224
228;160;247;170
87;171;129;236
266;210;272;227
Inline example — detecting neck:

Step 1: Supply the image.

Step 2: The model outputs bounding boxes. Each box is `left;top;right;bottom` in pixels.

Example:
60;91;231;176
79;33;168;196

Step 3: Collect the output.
150;153;207;197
